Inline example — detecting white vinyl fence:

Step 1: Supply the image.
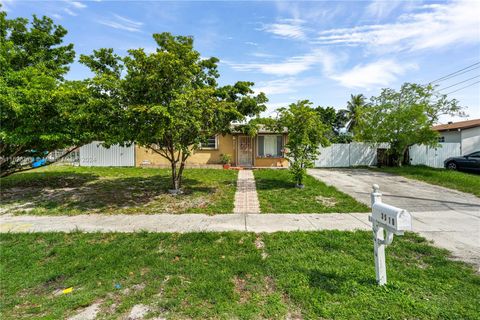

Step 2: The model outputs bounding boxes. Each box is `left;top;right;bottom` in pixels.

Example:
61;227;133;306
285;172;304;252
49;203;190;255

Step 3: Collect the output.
314;142;461;168
408;143;461;168
79;141;135;167
315;143;389;167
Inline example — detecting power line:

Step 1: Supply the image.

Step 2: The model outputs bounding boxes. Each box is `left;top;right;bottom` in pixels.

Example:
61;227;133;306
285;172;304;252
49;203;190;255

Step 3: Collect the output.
429;62;480;84
438;75;480;91
432;66;480;84
444;80;480;95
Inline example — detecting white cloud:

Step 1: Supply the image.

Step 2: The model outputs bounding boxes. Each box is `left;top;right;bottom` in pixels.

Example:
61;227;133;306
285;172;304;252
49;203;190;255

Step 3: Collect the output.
330;59;418;89
227;49;339;76
274;1;340;24
261;19;307;40
249;52;277;58
99;14;143;32
245;41;258;46
254;78;301;95
366;0;403;19
70;1;87;9
316;0;480;53
64;8;77;16
263;101;291;117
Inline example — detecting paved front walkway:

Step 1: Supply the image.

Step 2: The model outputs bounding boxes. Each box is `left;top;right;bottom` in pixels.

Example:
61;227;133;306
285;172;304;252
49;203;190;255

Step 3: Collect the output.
308;168;480;268
234;170;260;213
0;213;370;233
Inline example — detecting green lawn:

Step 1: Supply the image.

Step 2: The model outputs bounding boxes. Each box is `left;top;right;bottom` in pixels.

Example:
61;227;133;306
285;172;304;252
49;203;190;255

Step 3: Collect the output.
374;165;480;197
0;166;238;215
1;232;478;319
254;169;369;213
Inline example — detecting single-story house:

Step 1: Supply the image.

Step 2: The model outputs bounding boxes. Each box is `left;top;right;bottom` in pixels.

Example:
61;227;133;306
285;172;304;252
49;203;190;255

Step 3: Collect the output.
433;118;480;155
136;126;289;168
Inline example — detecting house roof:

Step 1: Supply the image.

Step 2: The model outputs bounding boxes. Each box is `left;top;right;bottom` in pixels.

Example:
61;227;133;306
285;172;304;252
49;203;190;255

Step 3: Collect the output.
432;118;480;132
230;123;288;134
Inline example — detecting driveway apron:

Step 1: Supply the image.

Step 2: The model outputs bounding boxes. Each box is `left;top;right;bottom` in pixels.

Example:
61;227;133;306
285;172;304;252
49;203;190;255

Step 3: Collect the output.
308;168;480;269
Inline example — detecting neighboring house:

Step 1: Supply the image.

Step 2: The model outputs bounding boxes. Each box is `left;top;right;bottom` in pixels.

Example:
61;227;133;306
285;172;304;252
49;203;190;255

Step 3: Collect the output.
136;126;289;168
433;118;480;155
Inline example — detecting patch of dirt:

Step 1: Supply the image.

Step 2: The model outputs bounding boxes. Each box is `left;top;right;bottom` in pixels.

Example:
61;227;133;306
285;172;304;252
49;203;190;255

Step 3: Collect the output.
264;276;276;294
122;283;146;295
68;302;102;320
161;196;211;213
315;196;337;207
255;235;268;260
233;275;250;304
127;304;151;320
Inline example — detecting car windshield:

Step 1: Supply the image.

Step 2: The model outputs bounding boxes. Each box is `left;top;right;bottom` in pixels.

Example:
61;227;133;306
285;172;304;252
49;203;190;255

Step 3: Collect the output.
468;151;480;157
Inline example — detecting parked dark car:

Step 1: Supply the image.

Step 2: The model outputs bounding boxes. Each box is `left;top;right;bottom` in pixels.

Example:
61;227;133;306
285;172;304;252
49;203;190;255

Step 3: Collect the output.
444;151;480;172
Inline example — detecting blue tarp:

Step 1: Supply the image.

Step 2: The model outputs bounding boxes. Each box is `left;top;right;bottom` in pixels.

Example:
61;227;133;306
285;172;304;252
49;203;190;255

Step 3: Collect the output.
32;158;47;168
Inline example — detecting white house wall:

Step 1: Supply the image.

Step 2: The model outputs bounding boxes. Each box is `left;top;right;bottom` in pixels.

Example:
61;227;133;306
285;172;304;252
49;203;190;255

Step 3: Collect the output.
461;126;480;155
79;141;135;167
438;130;461;143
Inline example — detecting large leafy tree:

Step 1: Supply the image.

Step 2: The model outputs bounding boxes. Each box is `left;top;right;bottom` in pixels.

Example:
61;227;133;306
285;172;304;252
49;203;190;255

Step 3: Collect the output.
0;9;92;177
276;100;329;187
355;83;463;166
81;33;267;191
337;94;367;133
316;106;353;143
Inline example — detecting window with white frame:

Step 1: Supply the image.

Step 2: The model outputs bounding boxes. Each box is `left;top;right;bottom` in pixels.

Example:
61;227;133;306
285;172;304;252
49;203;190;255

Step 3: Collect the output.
257;135;283;158
200;135;218;149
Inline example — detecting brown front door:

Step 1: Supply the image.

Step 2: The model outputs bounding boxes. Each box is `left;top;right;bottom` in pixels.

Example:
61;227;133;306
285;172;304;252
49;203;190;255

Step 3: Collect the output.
238;136;253;166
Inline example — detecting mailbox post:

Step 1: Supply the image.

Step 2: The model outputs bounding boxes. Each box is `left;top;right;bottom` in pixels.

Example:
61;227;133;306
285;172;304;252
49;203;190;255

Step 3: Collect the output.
369;184;412;285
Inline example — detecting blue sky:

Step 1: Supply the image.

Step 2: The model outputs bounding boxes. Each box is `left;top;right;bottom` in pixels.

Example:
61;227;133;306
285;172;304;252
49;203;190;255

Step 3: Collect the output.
3;0;480;123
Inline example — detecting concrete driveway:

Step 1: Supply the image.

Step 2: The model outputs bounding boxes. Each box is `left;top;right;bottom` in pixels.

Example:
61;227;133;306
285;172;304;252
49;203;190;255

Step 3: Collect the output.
308;168;480;269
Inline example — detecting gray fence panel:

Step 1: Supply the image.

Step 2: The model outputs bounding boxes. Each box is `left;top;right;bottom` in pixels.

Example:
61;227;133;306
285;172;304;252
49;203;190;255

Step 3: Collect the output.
79;141;135;167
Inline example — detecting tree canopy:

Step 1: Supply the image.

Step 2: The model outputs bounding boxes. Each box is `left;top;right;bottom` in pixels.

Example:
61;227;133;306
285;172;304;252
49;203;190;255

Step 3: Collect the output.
315;106;353;143
276;100;330;187
81;32;267;190
355;83;463;166
0;9;94;177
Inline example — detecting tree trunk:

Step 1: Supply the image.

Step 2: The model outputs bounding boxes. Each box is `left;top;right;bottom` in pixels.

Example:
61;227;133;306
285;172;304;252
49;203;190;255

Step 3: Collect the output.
170;161;179;191
169;158;188;192
177;161;186;189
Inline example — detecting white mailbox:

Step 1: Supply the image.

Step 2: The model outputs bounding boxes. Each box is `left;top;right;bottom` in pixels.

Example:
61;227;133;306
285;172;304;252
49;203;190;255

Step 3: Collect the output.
369;184;412;286
371;202;412;235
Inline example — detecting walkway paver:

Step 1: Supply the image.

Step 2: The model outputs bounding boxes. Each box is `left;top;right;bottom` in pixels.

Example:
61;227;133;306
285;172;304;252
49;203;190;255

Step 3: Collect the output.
234;170;260;213
308;168;480;268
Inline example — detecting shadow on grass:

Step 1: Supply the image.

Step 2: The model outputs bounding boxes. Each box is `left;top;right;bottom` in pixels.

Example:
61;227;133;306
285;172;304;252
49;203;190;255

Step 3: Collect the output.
307;269;377;294
255;178;297;191
1;173;214;213
308;270;347;294
0;171;99;189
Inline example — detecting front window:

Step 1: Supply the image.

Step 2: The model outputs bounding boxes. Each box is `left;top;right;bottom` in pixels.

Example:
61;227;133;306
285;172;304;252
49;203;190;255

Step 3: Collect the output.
200;135;218;149
257;135;283;158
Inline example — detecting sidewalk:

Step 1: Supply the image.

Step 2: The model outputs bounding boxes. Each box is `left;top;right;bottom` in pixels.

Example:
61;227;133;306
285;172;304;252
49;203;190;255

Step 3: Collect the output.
2;211;478;267
0;213;370;233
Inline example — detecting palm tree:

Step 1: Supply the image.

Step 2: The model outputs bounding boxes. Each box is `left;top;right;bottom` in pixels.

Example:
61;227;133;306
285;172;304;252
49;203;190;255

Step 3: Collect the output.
344;94;366;133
